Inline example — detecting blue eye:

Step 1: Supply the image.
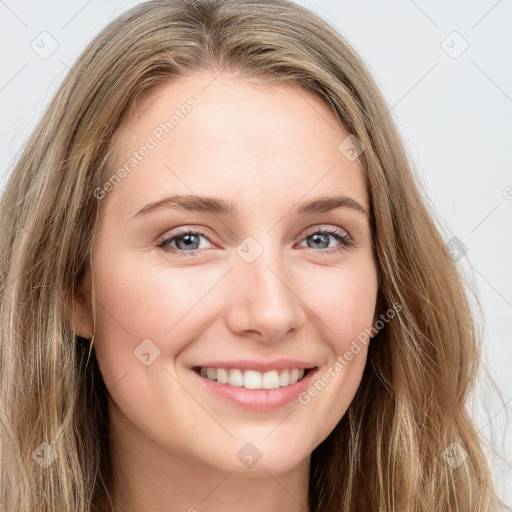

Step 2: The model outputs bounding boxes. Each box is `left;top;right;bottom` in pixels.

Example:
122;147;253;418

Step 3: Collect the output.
157;227;212;256
157;226;354;257
298;227;354;255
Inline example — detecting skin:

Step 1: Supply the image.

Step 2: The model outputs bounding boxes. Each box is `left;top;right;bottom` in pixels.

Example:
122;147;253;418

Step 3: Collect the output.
70;72;379;512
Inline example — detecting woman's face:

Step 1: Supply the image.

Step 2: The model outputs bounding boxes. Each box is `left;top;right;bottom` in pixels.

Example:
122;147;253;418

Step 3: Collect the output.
79;73;378;476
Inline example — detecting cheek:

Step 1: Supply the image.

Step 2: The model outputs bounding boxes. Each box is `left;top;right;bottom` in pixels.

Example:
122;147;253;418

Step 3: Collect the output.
90;252;210;385
302;259;378;350
294;262;377;438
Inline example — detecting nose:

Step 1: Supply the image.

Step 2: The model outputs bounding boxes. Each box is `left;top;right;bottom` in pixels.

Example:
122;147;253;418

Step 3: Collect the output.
224;245;307;344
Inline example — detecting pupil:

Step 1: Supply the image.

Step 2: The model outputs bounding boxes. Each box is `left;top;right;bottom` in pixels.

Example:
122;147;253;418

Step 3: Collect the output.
177;234;198;250
311;233;328;249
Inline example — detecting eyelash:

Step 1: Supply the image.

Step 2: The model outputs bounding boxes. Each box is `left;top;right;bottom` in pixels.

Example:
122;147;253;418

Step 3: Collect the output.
156;226;354;257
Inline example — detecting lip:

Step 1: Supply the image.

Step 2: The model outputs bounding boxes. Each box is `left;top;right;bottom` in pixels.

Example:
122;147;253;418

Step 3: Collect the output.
191;365;319;411
192;359;316;372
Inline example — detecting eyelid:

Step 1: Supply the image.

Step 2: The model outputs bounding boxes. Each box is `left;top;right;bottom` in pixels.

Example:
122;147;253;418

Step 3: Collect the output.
156;224;352;244
156;224;355;256
155;225;218;246
300;224;351;241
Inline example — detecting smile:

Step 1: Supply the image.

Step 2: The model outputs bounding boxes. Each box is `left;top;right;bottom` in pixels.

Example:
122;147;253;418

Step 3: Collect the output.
194;366;311;389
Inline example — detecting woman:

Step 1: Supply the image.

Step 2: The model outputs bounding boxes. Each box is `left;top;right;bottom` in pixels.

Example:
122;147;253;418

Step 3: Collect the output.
0;0;508;510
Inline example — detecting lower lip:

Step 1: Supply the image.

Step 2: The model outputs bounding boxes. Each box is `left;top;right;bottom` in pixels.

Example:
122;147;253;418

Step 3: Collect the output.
191;368;318;411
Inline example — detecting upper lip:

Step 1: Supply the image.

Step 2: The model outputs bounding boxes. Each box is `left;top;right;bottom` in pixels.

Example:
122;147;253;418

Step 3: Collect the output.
192;359;317;373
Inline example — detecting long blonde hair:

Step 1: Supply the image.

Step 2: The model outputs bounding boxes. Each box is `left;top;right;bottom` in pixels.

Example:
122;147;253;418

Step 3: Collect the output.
0;0;508;510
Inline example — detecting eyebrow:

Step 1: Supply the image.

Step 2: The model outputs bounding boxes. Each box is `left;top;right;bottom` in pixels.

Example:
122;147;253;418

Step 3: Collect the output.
130;194;369;219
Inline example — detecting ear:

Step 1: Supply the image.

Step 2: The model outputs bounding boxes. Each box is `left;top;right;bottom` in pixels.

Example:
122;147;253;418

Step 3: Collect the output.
372;268;386;325
372;285;386;327
65;268;94;340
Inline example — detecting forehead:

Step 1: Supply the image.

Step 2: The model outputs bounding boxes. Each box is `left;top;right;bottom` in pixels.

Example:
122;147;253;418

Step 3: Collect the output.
104;73;369;219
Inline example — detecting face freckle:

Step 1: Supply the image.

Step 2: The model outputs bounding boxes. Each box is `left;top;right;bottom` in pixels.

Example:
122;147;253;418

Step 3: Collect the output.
86;71;378;496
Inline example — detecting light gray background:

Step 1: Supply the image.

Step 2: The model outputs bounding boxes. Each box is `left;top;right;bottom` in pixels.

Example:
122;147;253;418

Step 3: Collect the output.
1;0;510;503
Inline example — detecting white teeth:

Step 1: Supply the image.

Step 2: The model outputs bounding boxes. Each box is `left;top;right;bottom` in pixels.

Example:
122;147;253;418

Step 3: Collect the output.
243;370;262;389
262;370;280;389
228;369;244;387
216;368;229;384
198;367;309;389
289;368;300;385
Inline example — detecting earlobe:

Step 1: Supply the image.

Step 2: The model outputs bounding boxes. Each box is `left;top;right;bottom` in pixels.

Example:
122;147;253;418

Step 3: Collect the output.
372;289;385;327
65;273;94;340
